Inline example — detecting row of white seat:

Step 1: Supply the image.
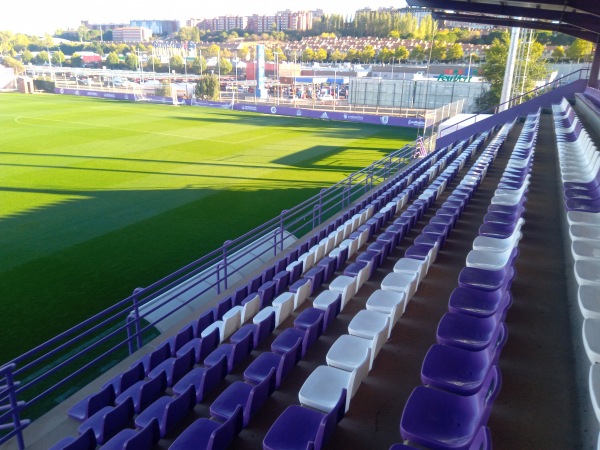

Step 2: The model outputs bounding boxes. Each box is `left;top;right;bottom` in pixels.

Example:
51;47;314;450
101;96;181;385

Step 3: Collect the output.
552;98;600;445
262;127;507;450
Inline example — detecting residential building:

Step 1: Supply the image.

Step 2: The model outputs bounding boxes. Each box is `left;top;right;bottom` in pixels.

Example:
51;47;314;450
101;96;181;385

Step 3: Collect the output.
197;16;247;32
112;27;152;43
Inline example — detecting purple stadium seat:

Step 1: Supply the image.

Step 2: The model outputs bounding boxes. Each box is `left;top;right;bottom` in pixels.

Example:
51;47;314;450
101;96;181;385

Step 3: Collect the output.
215;296;233;320
258;281;277;308
98;417;159;450
68;383;116;422
172;354;227;403
203;326;253;373
294;307;326;335
247;274;263;294
192;309;216;337
271;320;321;361
102;362;145;397
232;286;248;306
244;342;301;393
169;405;243;450
400;366;501;449
176;325;220;363
252;309;276;347
115;370;167;414
137;341;172;375
421;344;498;395
48;428;96;450
448;287;512;320
272;270;290;296
262;265;276;284
263;389;346;450
134;385;195;438
317;256;337;283
166;323;195;355
210;368;275;431
436;313;508;354
78;397;135;445
458;265;514;292
147;347;195;387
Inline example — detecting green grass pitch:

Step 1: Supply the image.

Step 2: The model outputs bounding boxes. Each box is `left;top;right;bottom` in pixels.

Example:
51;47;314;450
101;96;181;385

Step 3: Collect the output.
0;93;417;364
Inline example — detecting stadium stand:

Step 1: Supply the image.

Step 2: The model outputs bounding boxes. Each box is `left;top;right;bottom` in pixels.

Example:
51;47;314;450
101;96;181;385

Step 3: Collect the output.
3;1;600;447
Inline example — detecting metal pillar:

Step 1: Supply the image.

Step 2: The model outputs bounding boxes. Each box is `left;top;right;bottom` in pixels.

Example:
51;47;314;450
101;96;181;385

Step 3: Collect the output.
589;42;600;88
499;27;520;112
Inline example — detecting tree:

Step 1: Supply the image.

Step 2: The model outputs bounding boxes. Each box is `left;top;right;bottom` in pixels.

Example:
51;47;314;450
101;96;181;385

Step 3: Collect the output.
51;50;65;66
189;56;206;75
345;48;359;62
566;38;593;63
3;56;24;74
360;45;375;63
395;45;409;61
169;54;184;72
264;47;274;61
315;48;327;62
238;47;249;61
21;49;33;64
430;42;446;62
70;53;83;67
12;34;29;52
446;43;464;62
330;49;345;62
378;47;394;63
147;56;162;72
125;52;138;71
302;48;315;62
179;26;201;42
34;50;49;65
77;24;88;42
205;43;220;58
409;45;425;61
552;46;565;61
219;57;232;75
478;32;549;111
107;51;120;69
195;74;219;100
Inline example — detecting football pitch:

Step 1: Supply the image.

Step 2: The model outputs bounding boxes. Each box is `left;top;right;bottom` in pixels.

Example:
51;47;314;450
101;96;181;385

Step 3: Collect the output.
0;93;417;363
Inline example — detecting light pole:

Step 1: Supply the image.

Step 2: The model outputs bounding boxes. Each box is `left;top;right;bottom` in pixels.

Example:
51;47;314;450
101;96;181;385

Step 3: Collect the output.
274;51;283;105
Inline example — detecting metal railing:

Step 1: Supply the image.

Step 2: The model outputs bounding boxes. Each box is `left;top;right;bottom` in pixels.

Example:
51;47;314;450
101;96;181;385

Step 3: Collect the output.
436;68;590;138
0;138;420;449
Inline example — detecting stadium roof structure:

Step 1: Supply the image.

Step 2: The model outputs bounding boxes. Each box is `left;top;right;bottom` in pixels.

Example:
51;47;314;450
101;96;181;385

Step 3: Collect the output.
406;0;600;42
406;0;600;85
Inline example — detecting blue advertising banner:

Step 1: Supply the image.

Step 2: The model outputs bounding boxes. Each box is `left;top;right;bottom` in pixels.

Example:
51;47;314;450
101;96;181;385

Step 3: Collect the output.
233;103;429;127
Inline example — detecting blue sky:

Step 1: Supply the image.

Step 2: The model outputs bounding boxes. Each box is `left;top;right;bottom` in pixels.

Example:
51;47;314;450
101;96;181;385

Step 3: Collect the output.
1;1;407;35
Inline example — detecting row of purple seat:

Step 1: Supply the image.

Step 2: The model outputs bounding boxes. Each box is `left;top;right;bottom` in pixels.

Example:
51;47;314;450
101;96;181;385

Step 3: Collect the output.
178;131;484;450
552;98;600;435
262;129;505;450
47;129;467;450
395;111;539;449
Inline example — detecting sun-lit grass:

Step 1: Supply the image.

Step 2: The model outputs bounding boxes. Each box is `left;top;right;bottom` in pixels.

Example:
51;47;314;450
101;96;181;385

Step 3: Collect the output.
0;93;417;363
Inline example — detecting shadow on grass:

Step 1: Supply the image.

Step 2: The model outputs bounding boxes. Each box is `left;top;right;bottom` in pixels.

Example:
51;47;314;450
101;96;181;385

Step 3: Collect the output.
171;112;419;139
0;185;330;365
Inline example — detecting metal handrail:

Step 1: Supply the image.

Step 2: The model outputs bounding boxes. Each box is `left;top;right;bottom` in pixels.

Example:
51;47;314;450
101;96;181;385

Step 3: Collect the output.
438;68;590;138
0;138;420;449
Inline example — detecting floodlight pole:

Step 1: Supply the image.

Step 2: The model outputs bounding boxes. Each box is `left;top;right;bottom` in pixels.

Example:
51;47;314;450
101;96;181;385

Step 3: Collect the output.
499;27;521;112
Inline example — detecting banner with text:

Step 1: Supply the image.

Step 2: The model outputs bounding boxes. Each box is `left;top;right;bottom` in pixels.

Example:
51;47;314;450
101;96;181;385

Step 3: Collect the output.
55;88;430;128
